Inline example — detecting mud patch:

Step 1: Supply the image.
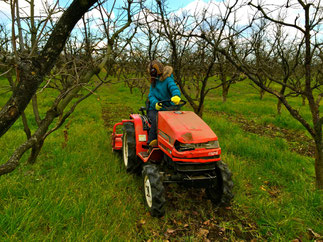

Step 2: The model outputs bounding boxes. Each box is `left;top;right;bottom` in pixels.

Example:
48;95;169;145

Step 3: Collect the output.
156;185;261;241
212;111;315;157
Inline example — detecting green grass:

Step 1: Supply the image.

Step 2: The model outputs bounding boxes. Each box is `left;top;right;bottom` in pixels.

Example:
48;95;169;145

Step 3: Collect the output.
206;80;321;131
0;95;144;240
0;79;322;240
205;114;322;240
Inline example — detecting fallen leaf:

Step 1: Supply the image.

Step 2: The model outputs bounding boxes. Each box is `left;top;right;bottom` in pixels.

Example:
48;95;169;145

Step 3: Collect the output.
139;219;146;225
219;227;226;232
203;220;211;225
193;211;199;216
167;229;176;234
184;224;189;228
260;185;267;191
308;228;322;239
198;228;209;237
268;190;280;197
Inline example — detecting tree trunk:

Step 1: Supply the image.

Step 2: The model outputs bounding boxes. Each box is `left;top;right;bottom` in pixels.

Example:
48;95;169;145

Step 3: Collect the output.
277;82;286;115
32;95;41;126
277;99;282;115
27;140;44;164
16;0;25;52
222;85;229;103
303;4;322;189
260;89;265;100
314;138;323;189
21;111;31;139
195;103;204;118
195;82;200;99
30;0;37;50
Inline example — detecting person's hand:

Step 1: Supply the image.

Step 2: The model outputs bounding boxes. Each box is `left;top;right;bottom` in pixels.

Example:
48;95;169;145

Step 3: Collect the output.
171;96;181;105
155;102;162;110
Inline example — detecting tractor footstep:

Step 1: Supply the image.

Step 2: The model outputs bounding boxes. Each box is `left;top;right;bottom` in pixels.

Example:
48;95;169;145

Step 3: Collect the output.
139;152;149;158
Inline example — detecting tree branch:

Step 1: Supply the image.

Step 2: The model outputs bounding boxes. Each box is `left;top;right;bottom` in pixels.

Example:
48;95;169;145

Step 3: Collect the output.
0;0;98;138
248;2;305;34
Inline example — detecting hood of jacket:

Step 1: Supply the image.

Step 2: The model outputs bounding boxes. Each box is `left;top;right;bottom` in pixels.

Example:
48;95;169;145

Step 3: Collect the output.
147;60;173;82
160;66;173;81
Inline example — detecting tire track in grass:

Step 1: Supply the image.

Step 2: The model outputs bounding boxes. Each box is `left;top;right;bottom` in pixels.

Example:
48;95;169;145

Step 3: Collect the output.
211;111;315;158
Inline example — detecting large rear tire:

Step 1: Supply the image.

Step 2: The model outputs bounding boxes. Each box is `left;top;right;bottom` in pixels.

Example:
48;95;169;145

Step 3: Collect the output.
206;161;234;206
142;164;165;217
122;122;141;174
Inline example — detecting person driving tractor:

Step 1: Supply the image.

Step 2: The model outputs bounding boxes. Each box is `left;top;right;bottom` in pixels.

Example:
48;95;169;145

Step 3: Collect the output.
147;60;181;147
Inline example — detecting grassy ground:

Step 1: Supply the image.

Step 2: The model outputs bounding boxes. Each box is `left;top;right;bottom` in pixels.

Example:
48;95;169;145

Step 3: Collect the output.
0;78;322;241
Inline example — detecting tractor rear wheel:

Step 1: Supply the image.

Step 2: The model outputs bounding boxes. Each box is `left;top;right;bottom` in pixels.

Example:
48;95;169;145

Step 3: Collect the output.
206;161;233;206
142;164;165;217
122;122;141;174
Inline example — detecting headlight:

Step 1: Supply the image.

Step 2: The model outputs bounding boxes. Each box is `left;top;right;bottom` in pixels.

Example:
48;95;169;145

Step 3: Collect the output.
175;142;195;151
197;140;220;149
175;140;220;151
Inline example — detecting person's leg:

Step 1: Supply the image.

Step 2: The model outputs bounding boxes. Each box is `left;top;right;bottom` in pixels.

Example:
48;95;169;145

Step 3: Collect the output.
147;109;158;144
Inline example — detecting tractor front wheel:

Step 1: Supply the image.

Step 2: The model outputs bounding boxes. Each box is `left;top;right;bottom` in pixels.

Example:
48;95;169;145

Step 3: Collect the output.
206;161;234;206
142;164;165;217
122;122;141;174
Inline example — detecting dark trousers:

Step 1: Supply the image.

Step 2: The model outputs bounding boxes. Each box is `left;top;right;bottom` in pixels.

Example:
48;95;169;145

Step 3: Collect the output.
148;109;158;144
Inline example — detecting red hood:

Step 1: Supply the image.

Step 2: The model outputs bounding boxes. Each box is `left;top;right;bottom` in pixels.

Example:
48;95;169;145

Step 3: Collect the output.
158;111;217;144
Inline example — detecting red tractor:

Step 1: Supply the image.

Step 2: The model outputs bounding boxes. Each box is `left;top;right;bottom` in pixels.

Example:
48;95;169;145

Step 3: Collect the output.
111;100;233;217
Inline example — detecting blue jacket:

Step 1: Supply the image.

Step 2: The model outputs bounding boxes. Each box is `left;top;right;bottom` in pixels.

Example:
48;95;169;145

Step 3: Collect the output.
148;74;181;110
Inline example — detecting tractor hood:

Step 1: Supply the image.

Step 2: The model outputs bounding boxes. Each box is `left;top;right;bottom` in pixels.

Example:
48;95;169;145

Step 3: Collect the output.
158;111;217;144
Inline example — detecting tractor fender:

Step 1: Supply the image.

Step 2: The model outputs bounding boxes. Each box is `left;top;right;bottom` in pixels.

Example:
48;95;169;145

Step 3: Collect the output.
129;114;149;155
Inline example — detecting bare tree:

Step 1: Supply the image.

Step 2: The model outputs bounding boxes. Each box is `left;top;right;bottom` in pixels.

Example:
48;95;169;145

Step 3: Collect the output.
247;19;274;100
135;6;163;61
196;0;322;188
0;0;137;175
0;0;98;137
248;0;323;189
154;0;226;117
215;44;246;103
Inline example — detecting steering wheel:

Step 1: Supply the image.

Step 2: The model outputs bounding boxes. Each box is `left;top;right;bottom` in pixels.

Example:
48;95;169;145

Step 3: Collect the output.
157;99;186;111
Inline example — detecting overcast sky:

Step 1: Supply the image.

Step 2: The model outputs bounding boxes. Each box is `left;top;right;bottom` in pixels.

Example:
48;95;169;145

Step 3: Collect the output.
0;0;321;41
